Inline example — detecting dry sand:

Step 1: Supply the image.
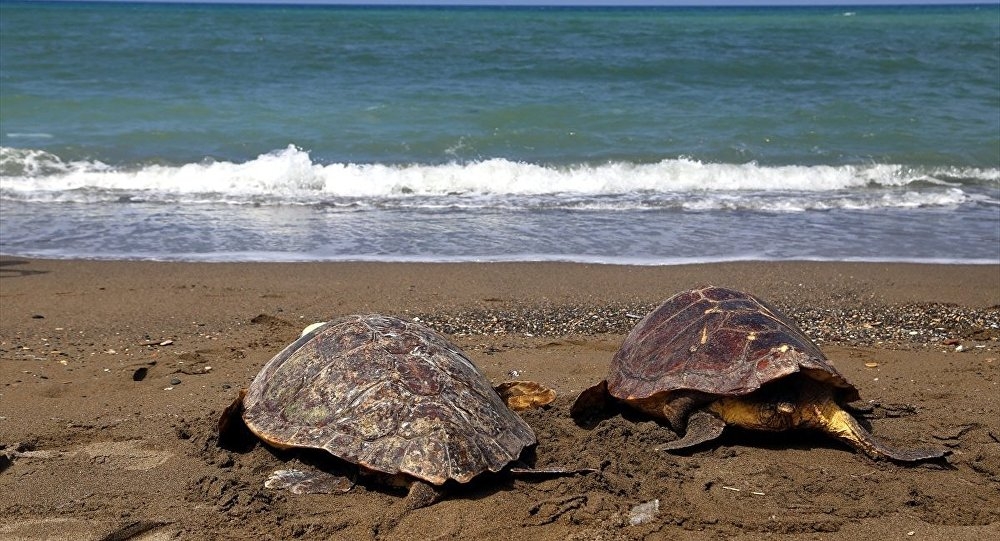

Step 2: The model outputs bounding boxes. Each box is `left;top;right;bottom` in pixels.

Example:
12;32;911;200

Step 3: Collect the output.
1;258;998;540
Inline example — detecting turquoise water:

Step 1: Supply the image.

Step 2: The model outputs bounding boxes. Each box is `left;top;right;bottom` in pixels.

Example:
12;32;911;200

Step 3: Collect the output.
1;2;998;263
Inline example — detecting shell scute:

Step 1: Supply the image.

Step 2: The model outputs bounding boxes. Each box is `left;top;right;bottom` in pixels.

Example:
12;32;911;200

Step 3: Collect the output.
396;354;445;396
242;314;535;485
351;398;400;442
400;437;449;483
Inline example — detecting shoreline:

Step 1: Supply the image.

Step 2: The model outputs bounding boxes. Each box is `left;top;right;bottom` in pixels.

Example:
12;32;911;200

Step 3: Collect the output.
3;252;1000;267
2;257;998;540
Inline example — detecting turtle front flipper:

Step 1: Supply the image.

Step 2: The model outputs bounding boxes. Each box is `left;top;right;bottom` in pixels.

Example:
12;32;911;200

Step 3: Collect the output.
655;409;727;452
401;479;440;511
815;403;948;463
376;480;442;536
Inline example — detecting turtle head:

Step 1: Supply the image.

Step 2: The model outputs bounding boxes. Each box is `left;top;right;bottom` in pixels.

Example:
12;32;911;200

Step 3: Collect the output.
760;398;799;430
707;388;800;432
767;398;800;430
776;401;795;414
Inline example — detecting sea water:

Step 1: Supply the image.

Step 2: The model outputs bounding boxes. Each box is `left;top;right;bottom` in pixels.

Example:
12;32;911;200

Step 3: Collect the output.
1;2;998;263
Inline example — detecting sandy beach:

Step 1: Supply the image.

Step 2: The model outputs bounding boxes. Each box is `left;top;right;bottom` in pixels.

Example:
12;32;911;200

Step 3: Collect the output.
1;257;998;540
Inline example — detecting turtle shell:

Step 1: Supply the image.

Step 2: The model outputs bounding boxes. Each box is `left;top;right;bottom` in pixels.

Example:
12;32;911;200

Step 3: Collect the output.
242;314;536;485
607;286;859;402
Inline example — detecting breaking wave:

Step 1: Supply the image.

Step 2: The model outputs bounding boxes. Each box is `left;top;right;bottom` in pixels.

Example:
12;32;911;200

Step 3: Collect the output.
1;145;996;211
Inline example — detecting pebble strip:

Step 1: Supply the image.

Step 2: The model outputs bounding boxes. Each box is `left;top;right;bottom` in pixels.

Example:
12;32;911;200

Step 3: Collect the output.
414;302;1000;350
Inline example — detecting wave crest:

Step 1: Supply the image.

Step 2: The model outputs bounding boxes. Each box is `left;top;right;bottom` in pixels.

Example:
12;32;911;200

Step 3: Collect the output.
1;145;996;211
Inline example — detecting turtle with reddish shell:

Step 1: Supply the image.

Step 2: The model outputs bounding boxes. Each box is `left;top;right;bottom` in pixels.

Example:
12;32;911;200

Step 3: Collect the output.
572;286;946;462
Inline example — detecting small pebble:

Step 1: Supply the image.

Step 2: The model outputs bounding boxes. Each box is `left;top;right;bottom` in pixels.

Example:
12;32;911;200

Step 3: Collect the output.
628;499;660;526
170;377;181;385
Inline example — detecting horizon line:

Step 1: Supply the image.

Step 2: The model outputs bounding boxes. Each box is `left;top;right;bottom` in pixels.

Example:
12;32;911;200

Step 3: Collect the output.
6;0;995;6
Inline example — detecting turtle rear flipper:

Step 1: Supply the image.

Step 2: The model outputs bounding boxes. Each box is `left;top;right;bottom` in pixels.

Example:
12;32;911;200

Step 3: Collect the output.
265;468;355;494
655;409;726;452
824;407;949;463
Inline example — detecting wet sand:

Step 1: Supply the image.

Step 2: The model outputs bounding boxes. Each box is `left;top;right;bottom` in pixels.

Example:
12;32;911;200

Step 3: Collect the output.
1;258;998;540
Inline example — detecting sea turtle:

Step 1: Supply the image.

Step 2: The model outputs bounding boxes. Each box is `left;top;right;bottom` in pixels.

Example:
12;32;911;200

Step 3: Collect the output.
571;286;947;462
219;314;557;510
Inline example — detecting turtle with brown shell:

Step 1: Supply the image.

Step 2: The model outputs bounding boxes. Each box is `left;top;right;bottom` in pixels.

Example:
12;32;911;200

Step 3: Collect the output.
219;314;564;515
571;286;947;462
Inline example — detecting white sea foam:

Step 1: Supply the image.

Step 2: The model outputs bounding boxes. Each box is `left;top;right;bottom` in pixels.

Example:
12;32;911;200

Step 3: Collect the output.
4;248;996;267
5;133;54;139
1;145;996;211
